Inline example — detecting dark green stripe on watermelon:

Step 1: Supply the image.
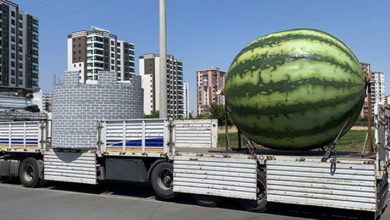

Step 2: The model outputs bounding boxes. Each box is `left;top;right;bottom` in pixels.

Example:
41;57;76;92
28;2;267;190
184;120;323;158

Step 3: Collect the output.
225;77;363;98
227;53;363;82
227;88;364;116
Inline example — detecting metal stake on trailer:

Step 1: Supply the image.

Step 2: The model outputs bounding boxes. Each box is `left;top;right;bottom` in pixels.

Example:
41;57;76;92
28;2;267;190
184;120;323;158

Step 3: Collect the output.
366;68;374;155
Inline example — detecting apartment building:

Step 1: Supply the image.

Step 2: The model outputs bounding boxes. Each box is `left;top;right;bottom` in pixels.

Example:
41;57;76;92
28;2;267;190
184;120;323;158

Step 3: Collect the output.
0;0;39;90
139;53;184;118
67;26;135;83
360;62;385;117
196;67;225;115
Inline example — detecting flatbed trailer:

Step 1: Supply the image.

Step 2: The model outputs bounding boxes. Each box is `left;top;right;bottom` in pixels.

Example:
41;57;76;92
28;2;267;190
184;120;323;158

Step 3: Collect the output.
0;117;388;219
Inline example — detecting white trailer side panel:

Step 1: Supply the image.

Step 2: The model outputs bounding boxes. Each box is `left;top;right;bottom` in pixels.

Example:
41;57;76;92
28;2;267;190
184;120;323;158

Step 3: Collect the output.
173;119;218;148
173;155;257;200
100;119;169;157
266;159;377;212
0;121;44;152
44;150;97;184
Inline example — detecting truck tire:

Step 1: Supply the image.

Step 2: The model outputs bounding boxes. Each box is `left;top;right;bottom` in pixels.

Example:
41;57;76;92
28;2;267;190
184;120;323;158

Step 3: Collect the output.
150;161;175;199
193;195;221;207
19;158;41;188
239;169;267;212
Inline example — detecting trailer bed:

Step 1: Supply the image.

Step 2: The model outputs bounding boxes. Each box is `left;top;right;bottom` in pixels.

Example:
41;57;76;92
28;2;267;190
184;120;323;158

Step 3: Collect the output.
173;148;388;214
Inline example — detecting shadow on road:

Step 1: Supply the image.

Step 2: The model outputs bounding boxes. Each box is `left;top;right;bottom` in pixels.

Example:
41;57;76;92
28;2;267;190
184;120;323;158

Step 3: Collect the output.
266;203;380;220
0;179;384;220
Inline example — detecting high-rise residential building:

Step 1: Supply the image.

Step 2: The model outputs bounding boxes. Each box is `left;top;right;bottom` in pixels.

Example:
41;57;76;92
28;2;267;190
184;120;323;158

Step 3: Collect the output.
196;67;226;115
42;92;52;112
0;0;39;90
183;81;189;118
371;71;385;105
359;62;385;117
385;95;390;104
67;26;135;83
139;53;184;118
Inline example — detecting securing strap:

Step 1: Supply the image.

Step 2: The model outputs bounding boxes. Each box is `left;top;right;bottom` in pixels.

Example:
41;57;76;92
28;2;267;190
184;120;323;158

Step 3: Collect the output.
322;116;352;175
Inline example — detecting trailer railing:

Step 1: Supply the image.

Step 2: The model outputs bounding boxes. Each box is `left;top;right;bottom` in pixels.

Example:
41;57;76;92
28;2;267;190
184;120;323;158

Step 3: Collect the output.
0;121;47;152
98;119;169;157
98;119;218;157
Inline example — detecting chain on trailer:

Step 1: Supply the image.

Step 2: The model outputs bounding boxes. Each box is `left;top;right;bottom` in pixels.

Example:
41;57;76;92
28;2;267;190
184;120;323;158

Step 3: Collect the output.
321;116;352;175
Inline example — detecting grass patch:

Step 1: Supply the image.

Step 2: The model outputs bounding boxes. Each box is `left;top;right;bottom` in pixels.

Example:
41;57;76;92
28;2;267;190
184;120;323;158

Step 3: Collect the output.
218;130;371;152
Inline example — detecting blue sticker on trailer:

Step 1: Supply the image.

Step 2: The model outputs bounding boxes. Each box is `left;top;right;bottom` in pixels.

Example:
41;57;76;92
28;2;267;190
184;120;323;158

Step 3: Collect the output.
0;138;38;145
106;137;164;148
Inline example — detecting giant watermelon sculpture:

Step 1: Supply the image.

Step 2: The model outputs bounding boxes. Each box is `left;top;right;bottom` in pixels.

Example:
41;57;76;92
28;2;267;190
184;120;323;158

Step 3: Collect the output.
225;29;366;150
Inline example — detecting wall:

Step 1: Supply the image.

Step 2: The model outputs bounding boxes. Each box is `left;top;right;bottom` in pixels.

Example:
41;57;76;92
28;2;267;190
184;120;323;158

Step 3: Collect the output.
51;71;143;149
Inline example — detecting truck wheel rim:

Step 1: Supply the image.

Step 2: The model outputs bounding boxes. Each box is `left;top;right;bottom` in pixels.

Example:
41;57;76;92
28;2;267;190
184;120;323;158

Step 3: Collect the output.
24;165;34;182
158;168;173;190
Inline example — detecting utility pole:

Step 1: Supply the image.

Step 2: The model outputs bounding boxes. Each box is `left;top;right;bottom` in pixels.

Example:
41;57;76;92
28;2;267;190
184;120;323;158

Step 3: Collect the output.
159;0;167;118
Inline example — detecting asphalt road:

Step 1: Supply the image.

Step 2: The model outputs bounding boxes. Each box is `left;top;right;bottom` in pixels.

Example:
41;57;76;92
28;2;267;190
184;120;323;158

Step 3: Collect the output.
0;180;388;220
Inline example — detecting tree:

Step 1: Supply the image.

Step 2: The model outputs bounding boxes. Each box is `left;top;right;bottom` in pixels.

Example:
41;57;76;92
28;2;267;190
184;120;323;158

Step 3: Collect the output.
196;113;211;119
144;111;159;118
209;103;232;126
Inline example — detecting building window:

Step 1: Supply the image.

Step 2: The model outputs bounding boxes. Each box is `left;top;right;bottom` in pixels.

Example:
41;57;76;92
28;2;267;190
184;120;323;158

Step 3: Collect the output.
11;69;15;75
11;11;15;17
11;61;15;67
19;79;23;85
11;28;15;34
11;19;15;25
11;53;15;59
11;44;16;50
11;78;15;84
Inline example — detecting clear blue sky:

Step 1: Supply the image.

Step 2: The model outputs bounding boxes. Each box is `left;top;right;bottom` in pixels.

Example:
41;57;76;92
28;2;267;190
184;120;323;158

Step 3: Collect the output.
15;0;390;113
